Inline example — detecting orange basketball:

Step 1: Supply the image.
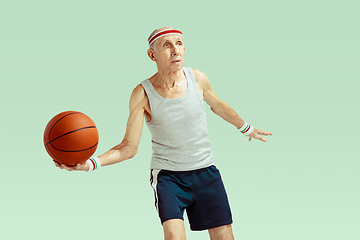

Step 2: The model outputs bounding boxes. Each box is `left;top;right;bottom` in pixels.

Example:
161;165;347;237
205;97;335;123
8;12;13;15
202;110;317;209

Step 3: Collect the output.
44;111;99;166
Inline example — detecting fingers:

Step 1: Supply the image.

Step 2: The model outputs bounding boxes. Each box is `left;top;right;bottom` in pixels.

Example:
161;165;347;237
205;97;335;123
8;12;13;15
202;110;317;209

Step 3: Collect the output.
54;160;61;167
252;134;267;142
54;160;67;170
53;159;89;172
256;129;272;136
53;160;77;171
61;164;73;171
259;137;267;142
248;129;271;142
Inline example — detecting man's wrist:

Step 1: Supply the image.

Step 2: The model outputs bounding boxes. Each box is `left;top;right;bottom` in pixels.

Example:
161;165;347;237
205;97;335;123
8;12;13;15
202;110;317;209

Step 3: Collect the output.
86;156;101;172
238;122;254;136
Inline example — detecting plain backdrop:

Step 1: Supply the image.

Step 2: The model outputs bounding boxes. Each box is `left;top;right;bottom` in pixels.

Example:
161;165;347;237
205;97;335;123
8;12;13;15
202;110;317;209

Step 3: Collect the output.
1;0;359;239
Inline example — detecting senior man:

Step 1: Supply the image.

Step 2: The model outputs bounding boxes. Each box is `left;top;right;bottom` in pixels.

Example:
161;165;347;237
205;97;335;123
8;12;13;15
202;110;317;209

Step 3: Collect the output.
56;26;272;240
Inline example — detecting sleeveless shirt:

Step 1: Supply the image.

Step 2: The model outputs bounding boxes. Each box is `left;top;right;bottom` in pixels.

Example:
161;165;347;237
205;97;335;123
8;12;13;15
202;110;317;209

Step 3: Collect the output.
141;67;215;171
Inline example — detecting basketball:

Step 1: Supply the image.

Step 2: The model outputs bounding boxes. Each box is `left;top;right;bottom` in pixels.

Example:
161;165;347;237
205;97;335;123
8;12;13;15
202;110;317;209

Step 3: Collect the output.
44;111;99;166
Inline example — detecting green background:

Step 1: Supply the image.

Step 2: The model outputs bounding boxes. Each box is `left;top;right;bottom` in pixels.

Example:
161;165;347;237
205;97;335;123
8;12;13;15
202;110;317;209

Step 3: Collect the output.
1;0;359;239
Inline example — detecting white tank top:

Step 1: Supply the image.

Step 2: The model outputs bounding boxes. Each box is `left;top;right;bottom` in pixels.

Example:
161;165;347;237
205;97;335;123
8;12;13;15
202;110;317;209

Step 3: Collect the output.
141;67;215;171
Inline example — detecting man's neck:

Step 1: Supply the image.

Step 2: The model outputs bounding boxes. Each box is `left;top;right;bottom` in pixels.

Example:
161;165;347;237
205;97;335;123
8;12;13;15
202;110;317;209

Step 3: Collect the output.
153;68;185;89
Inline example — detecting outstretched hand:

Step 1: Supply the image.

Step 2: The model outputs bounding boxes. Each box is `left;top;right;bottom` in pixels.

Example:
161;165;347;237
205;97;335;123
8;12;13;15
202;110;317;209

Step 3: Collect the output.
54;160;89;172
248;128;272;142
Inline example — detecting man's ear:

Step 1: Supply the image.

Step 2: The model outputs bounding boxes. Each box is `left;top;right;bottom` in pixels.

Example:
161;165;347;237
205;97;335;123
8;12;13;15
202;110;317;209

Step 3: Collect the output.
147;48;156;62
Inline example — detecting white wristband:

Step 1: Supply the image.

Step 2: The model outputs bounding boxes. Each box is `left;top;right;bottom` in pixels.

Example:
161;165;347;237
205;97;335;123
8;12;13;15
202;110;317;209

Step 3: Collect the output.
86;156;101;172
239;122;254;136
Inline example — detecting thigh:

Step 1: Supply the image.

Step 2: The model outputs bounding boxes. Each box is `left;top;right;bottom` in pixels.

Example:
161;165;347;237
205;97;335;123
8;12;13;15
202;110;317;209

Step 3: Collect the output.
163;219;186;240
208;224;234;240
151;169;193;224
187;166;233;231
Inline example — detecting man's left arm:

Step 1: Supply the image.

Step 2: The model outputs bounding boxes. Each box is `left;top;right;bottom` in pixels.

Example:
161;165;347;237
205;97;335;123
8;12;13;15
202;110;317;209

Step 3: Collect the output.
193;69;272;142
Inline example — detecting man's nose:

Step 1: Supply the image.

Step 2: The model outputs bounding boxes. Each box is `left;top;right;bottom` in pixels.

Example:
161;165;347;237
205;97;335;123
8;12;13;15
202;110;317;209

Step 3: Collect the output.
172;45;180;55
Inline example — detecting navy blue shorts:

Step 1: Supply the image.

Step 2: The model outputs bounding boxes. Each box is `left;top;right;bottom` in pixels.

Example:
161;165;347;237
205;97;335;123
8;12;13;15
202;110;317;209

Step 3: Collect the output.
150;165;233;231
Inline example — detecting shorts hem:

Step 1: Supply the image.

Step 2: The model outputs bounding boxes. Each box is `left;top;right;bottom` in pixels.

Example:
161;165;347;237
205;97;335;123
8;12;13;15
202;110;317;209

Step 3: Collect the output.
161;217;184;225
190;220;233;231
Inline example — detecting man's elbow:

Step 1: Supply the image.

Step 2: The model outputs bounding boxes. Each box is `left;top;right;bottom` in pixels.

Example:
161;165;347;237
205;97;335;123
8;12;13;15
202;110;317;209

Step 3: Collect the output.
119;139;139;160
129;147;138;159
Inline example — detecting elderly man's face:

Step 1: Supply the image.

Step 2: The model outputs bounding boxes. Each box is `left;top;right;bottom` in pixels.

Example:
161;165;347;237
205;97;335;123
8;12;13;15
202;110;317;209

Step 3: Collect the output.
151;34;185;72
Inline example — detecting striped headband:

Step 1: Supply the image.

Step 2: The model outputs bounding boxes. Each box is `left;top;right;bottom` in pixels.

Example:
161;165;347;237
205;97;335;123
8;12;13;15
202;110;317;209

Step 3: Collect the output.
148;29;183;46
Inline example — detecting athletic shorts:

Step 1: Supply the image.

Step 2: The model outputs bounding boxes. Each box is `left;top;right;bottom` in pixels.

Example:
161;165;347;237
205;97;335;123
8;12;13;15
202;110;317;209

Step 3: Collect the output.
150;165;233;231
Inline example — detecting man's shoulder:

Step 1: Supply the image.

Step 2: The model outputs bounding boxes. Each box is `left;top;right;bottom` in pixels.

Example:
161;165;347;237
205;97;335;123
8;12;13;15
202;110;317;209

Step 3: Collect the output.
190;69;207;81
127;84;150;113
130;84;148;103
190;69;209;87
134;83;146;92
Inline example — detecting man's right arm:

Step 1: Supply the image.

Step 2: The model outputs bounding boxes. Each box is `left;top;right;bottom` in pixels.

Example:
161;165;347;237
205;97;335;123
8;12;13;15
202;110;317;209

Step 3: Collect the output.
98;84;147;167
56;84;147;171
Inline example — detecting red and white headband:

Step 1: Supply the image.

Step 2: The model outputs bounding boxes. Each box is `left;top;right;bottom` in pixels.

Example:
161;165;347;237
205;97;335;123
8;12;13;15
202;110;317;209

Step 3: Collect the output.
148;29;183;46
